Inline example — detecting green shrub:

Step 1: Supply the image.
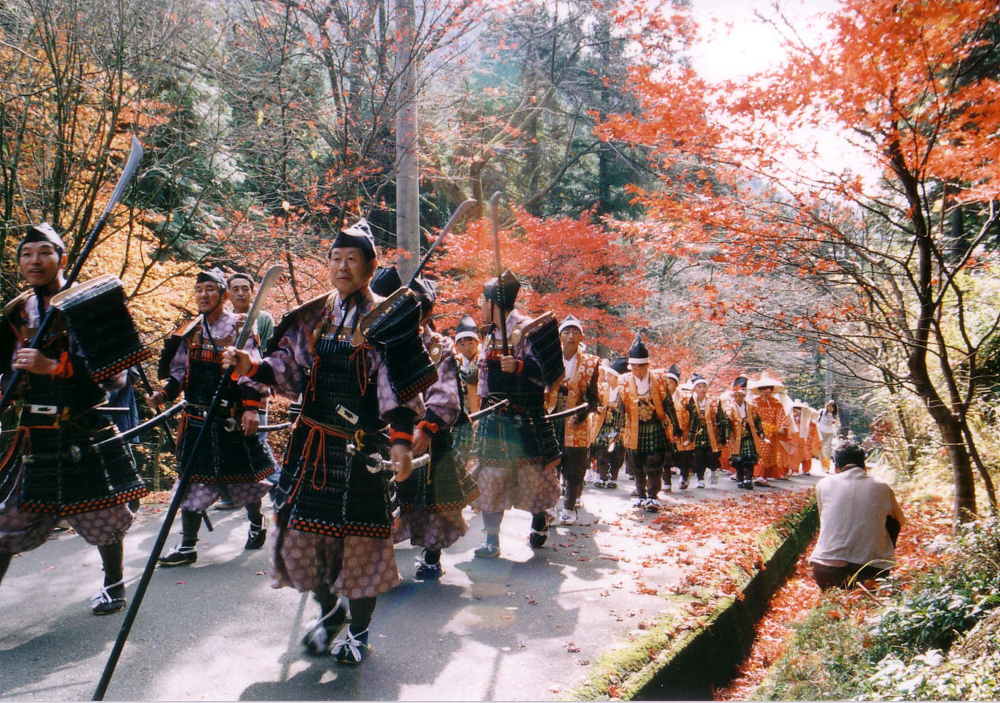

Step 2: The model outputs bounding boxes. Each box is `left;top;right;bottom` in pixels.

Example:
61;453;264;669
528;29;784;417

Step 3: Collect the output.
865;516;1000;663
751;601;874;701
868;650;1000;700
753;516;1000;700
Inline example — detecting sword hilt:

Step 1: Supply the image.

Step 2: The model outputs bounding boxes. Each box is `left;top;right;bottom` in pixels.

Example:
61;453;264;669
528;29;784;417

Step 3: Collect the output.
367;452;432;474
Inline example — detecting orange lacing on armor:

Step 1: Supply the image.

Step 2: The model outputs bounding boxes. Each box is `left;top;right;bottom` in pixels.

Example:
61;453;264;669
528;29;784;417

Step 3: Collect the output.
304;310;327;404
303;422;328;492
52;351;73;378
0;426;26;472
350;341;372;395
287;417;355;502
307;353;321;403
176;412;189;446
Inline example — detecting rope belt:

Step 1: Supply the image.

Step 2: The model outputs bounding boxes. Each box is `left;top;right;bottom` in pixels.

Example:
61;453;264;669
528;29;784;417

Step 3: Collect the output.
286;416;377;504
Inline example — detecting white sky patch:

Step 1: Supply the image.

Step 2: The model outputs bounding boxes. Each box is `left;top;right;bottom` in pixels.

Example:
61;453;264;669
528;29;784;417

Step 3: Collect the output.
689;0;839;82
689;0;883;192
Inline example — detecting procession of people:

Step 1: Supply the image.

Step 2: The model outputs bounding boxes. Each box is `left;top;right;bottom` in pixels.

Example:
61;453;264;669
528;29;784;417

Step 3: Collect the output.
0;216;841;668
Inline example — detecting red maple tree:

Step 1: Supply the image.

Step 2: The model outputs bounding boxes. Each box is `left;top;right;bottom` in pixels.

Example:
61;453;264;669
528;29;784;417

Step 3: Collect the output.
602;0;1000;522
429;209;654;354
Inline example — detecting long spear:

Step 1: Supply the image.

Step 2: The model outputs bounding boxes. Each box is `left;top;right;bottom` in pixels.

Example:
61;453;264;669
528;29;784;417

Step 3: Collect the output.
92;264;284;701
0;136;144;412
488;191;509;356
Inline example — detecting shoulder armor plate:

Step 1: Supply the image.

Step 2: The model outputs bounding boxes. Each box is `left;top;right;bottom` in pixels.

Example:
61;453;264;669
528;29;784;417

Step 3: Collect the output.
520;311;556;341
3;290;32;318
268;293;331;355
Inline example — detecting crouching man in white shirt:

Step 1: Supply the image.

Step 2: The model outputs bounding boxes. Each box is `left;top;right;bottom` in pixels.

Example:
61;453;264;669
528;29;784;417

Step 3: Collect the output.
808;441;905;590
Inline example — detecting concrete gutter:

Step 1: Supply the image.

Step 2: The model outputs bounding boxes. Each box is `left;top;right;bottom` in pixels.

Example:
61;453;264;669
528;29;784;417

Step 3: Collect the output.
572;497;819;701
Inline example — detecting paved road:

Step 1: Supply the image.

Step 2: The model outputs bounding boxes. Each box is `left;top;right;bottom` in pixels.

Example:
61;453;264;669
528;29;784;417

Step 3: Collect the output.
0;469;821;701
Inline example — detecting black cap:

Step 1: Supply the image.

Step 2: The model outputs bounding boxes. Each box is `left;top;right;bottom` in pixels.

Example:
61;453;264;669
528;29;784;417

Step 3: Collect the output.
691;373;707;387
666;364;681;382
608;357;629;376
370;266;402;297
455;314;479;342
732;375;748;391
17;222;65;257
370;265;436;317
628;333;650;364
331;218;377;260
196;268;227;290
483;270;520;308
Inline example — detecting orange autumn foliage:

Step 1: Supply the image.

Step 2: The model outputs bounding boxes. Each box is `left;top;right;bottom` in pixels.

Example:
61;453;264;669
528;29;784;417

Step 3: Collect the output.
429;210;654;352
601;0;1000;519
601;0;1000;322
0;39;194;348
718;494;954;700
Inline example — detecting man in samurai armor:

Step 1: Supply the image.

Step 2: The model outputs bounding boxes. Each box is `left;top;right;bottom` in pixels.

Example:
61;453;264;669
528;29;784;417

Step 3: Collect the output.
370;267;477;580
678;373;731;488
149;269;274;565
619;334;680;513
670;368;700;490
662;364;686;486
454;314;481;415
546;315;600;525
722;376;767;490
0;223;149;615
590;357;628;489
225;219;435;664
749;371;790;486
452;313;481;459
216;271;279;508
470;270;563;558
228;272;276;351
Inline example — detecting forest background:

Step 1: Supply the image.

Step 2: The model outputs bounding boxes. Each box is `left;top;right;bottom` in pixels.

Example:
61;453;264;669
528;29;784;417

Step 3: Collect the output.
1;0;999;527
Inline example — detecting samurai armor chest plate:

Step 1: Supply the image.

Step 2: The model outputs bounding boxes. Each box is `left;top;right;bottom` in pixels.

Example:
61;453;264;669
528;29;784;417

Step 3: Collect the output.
595;404;624;447
301;332;381;431
176;328;273;485
272;327;397;538
636;398;668;453
483;352;546;415
185;347;232;407
396;430;477;513
7;306;107;411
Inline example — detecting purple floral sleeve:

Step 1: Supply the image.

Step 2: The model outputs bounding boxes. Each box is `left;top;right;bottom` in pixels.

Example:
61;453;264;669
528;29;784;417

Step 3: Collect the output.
257;311;314;401
422;330;461;427
373;348;425;420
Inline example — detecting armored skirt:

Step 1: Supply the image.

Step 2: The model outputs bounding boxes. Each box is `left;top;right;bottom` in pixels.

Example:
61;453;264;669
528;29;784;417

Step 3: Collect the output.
469;413;560;514
269;410;403;598
0;412;145;554
174;411;273;512
393;429;478;551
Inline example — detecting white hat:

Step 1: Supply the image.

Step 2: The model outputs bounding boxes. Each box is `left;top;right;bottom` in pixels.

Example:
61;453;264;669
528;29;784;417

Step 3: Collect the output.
749;371;786;392
558;314;584;334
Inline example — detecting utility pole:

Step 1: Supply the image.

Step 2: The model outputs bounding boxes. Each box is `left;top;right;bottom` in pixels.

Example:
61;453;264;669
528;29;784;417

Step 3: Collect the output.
395;0;419;280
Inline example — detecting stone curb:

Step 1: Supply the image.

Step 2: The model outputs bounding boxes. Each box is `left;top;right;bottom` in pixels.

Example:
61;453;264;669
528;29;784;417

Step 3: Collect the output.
572;496;819;701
